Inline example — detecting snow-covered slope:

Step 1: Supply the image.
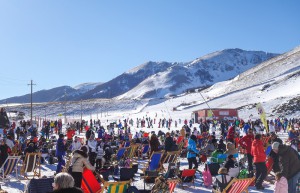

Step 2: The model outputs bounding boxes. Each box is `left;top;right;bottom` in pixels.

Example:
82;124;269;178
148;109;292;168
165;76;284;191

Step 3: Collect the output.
117;49;277;99
141;46;300;119
73;82;103;93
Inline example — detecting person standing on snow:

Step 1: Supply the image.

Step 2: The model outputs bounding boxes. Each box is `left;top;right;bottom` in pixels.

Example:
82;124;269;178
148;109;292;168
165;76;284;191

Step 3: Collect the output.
187;135;199;169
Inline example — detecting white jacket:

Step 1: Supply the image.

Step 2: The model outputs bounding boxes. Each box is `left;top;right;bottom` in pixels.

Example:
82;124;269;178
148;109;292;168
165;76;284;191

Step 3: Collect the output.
71;141;82;151
88;139;97;153
6;139;14;149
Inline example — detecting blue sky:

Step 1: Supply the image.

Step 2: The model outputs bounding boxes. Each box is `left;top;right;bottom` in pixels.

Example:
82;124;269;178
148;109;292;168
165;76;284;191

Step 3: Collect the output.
0;0;299;100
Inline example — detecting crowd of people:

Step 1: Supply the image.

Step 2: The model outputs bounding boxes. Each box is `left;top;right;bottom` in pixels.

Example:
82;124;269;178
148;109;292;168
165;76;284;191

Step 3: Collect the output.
0;106;300;192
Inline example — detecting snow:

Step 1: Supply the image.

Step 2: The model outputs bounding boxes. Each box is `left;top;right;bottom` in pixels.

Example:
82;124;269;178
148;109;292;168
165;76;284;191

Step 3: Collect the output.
1;123;289;193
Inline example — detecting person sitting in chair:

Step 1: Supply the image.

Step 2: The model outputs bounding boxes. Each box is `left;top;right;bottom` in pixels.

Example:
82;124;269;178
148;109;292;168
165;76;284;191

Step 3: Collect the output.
212;167;233;192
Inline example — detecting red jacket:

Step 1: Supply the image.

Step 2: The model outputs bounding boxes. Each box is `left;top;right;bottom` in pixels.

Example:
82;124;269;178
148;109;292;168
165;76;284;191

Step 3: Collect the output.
239;134;254;154
227;126;235;140
251;139;266;163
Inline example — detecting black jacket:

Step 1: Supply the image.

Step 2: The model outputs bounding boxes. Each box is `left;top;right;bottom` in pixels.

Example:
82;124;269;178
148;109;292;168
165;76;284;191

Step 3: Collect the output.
50;187;83;193
278;144;300;179
164;136;174;151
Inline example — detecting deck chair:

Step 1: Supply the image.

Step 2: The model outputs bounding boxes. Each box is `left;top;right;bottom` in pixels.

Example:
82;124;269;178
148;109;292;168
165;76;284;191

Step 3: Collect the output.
265;145;272;156
168;178;179;193
20;153;41;179
62;155;72;173
82;168;102;193
0;155;21;181
25;177;54;193
215;177;255;193
112;148;127;163
179;169;196;188
176;136;184;144
266;156;274;175
123;141;131;148
139;144;150;159
162;151;179;172
126;144;139;159
143;151;164;172
101;180;130;193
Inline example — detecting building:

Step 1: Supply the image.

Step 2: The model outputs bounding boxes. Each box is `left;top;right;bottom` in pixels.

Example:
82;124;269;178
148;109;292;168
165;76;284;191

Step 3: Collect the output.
192;108;238;123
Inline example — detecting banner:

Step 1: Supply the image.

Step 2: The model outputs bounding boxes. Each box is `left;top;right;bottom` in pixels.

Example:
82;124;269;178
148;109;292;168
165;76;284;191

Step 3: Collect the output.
256;103;268;132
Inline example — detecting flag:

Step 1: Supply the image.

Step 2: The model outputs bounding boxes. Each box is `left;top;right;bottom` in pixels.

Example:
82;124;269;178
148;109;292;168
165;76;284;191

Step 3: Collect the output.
256;103;268;132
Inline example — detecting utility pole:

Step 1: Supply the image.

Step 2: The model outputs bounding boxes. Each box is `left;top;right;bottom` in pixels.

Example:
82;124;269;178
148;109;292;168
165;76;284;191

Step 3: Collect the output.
80;100;82;123
64;89;67;124
28;80;36;125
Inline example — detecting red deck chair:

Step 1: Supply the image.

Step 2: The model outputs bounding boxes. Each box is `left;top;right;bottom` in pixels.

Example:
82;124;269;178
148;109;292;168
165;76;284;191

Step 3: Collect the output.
168;179;179;193
179;169;196;188
183;140;188;149
81;168;102;193
266;156;274;175
176;136;184;144
225;177;255;193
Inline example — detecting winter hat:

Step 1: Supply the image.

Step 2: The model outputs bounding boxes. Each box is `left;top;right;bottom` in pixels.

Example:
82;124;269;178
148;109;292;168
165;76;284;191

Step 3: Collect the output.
190;135;197;141
272;142;280;150
80;146;88;154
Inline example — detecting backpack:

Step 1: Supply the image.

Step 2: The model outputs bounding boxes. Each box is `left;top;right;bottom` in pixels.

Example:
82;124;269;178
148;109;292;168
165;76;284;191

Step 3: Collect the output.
238;169;248;179
208;162;220;176
126;185;140;193
215;174;232;192
202;164;212;187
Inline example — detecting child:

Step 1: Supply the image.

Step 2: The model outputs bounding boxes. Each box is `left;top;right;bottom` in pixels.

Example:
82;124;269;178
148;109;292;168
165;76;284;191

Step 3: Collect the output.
274;172;288;193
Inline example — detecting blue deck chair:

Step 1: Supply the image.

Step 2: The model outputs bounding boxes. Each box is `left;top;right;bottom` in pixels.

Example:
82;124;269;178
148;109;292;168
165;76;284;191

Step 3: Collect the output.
0;156;21;181
265;145;272;156
25;177;54;193
116;148;126;161
146;151;164;171
124;141;131;148
140;144;150;159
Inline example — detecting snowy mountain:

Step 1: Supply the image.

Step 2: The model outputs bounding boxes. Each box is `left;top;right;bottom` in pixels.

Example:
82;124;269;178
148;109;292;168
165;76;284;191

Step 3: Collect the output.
0;82;102;104
1;46;299;121
116;49;277;99
85;49;277;100
73;82;103;93
0;49;277;103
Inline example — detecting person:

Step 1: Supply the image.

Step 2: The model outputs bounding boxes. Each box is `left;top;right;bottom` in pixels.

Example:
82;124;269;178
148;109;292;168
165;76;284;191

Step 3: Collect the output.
56;134;66;174
274;172;288;193
149;133;160;155
251;134;267;190
5;135;14;150
224;142;238;156
239;129;254;176
212;167;233;192
0;139;10;167
95;140;105;170
269;133;283;173
272;142;300;193
217;139;226;152
180;127;186;138
187;135;199;169
164;132;174;152
70;146;95;188
87;135;97;166
227;126;235;143
224;155;235;173
71;136;82;151
51;172;83;193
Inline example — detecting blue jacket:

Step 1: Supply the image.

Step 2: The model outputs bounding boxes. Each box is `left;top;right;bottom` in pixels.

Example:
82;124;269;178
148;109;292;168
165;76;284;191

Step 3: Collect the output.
187;139;199;158
56;138;66;157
